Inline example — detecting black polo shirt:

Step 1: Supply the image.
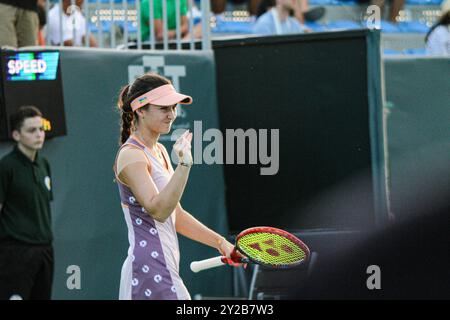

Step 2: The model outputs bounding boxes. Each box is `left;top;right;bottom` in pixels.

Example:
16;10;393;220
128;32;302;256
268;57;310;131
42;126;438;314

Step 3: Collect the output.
0;146;53;245
0;0;38;12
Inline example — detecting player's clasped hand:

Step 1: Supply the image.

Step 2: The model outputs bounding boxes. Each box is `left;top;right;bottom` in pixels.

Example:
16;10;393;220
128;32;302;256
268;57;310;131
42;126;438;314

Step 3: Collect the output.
218;238;248;269
173;130;193;166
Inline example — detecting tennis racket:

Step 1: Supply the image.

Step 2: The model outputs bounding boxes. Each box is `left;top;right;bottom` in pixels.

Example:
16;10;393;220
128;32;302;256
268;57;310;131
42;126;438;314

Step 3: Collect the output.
190;226;310;273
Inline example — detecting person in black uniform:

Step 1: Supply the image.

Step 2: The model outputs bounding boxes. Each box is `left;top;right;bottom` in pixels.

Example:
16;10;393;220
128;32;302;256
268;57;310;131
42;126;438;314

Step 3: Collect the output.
0;106;54;300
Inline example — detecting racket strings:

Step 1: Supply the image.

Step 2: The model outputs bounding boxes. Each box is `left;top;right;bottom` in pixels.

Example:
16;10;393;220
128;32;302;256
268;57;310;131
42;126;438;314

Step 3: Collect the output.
237;232;307;267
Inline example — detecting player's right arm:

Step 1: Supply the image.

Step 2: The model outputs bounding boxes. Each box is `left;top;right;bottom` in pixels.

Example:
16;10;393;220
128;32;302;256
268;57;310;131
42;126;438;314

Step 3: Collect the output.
118;134;192;223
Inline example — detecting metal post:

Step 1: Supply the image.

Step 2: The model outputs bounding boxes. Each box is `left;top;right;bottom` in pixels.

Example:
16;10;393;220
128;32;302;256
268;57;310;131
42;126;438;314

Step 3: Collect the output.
175;0;181;50
59;0;63;46
84;0;89;47
136;0;142;50
45;0;50;45
201;0;211;50
110;0;116;48
149;0;155;49
248;265;259;300
162;0;168;50
188;0;194;50
122;0;128;49
97;0;103;48
70;0;76;46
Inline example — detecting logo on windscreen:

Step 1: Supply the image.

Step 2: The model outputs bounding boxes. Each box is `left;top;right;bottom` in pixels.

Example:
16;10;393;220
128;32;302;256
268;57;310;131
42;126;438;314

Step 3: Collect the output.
8;59;46;75
6;52;59;81
42;118;52;131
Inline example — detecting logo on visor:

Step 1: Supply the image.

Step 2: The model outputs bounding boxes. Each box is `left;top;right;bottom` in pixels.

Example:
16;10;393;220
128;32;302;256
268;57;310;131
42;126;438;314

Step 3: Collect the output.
138;97;148;104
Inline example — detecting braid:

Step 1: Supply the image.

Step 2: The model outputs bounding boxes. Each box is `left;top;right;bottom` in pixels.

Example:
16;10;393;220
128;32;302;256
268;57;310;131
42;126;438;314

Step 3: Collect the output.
120;111;134;145
118;84;134;145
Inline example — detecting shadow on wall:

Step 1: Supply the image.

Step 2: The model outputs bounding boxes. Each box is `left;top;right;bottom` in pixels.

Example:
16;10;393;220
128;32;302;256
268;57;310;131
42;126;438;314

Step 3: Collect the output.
287;142;450;299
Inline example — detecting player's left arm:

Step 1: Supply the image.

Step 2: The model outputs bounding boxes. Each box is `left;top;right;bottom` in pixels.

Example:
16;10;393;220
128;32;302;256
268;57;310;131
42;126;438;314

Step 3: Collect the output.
161;142;235;258
175;204;234;257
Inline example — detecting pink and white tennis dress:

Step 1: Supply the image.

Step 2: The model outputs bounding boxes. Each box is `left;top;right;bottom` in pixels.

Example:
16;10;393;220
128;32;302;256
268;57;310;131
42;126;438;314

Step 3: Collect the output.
115;136;190;300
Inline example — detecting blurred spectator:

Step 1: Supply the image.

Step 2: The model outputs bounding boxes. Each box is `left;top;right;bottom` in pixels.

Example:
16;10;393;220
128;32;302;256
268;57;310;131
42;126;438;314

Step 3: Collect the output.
252;0;307;35
47;0;97;47
362;0;405;23
211;0;227;13
0;0;39;48
425;0;450;55
141;0;202;42
248;0;263;15
256;0;274;16
213;0;324;23
212;0;262;15
256;0;325;23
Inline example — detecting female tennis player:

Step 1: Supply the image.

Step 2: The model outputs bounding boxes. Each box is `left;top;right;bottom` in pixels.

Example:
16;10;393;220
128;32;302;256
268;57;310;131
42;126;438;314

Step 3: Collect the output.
114;72;237;300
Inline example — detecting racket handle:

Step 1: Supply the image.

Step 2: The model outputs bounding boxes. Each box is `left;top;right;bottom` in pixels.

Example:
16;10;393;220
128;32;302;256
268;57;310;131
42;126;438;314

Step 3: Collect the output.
190;256;225;273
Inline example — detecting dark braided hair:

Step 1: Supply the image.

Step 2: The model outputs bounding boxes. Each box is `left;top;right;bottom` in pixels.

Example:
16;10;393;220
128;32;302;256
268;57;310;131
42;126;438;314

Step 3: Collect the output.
117;72;171;145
